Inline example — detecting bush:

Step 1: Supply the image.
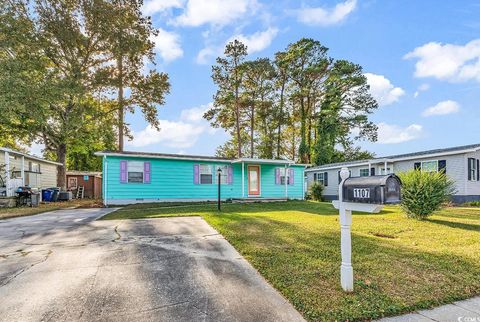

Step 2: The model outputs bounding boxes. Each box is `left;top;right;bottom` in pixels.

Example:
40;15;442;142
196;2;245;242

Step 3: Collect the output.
398;170;456;220
309;181;324;201
463;201;480;207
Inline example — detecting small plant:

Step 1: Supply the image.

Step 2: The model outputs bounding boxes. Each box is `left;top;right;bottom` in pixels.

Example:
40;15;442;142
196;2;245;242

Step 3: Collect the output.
309;181;324;201
398;170;456;220
463;201;480;207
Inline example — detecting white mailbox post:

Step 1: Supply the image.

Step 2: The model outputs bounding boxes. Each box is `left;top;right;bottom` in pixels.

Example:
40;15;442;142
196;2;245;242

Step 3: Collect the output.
332;167;384;292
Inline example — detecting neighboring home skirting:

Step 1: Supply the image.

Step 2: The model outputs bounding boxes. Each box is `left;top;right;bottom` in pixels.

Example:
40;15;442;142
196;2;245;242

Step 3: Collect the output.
305;143;480;203
95;151;306;205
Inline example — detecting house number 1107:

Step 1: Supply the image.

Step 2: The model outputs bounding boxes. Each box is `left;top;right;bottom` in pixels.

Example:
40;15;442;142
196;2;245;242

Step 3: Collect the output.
353;188;370;199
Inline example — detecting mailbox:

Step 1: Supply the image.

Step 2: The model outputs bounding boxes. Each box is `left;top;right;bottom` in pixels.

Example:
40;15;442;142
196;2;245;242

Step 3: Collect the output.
342;174;401;204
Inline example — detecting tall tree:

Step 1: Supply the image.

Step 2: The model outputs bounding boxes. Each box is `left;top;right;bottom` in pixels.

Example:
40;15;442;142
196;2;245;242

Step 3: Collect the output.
0;0;170;188
206;39;248;158
241;58;275;158
98;0;169;151
273;51;290;159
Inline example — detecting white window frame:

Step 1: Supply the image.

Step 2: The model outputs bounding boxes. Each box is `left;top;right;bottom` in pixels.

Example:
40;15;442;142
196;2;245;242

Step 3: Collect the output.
421;160;439;173
359;168;369;177
199;164;213;184
127;161;144;183
217;165;229;184
279;167;291;185
68;177;78;189
468;158;477;181
316;172;327;186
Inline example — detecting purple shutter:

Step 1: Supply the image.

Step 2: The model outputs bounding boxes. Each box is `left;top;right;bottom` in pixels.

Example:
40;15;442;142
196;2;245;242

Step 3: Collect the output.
193;164;199;184
144;162;151;183
120;160;127;183
227;166;233;184
289;168;294;185
275;168;280;185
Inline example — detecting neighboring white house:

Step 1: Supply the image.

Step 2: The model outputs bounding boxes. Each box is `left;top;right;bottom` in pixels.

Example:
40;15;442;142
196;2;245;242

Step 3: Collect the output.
0;147;61;197
305;143;480;203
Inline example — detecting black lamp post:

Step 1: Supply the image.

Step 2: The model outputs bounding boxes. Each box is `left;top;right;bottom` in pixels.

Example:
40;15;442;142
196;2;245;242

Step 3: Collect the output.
217;167;222;211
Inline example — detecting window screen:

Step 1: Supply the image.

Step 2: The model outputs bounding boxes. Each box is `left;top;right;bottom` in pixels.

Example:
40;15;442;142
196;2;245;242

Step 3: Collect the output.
127;161;144;183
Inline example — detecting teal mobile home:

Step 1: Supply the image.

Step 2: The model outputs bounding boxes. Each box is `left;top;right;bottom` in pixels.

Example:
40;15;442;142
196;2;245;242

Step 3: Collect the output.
95;151;306;205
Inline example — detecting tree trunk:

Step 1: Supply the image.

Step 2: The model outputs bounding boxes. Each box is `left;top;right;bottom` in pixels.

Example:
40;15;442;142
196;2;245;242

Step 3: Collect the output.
56;143;67;190
117;56;124;152
276;78;285;159
250;104;254;158
299;97;308;163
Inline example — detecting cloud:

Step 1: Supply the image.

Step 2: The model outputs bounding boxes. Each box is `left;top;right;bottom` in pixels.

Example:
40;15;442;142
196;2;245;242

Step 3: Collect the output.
180;102;213;123
196;27;278;64
151;28;183;62
364;73;405;106
404;39;480;82
128;121;205;148
422;100;460;117
228;28;278;53
414;83;430;98
377;123;423;144
142;0;184;16
174;0;257;27
296;0;357;26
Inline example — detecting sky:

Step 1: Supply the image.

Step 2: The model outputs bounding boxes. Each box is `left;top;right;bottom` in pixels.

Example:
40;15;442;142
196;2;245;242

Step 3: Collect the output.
32;0;480;158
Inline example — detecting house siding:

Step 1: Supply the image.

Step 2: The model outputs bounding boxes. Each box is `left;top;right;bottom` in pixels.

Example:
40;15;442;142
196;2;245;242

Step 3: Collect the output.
0;151;58;189
103;156;304;204
305;151;480;202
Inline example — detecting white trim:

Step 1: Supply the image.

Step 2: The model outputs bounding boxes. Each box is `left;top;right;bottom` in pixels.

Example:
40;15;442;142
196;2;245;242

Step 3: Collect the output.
0;147;62;166
307;148;480;172
4;151;11;196
21;156;25;186
242;162;245;198
104;198;233;205
95;152;232;163
232;158;294;165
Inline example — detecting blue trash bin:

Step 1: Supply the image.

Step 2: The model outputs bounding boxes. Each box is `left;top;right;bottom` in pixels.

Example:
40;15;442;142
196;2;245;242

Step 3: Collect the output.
42;189;53;202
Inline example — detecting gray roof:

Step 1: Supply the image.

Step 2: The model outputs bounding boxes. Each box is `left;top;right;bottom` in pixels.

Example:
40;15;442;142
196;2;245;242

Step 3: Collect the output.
307;143;480;171
97;150;231;161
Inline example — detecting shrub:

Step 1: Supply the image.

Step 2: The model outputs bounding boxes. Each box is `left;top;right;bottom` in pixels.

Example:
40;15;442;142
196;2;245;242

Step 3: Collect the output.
398;170;456;220
309;181;324;201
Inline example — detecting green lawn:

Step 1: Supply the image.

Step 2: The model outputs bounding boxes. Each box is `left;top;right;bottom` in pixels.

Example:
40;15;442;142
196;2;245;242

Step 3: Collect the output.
102;201;480;321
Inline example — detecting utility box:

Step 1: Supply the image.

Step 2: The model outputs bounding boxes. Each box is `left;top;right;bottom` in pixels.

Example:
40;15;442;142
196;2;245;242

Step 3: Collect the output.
342;175;401;205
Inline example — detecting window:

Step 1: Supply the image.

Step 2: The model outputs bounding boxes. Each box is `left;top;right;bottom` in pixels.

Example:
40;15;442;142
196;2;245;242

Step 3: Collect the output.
199;164;213;184
359;168;369;177
127;161;144;183
380;167;391;175
315;172;328;186
68;177;78;189
421;160;438;173
468;158;477;181
29;162;41;173
217;165;228;184
279;167;290;185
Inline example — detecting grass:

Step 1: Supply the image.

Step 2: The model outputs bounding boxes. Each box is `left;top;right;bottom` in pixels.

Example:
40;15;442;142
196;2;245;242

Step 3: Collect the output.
102;201;480;321
0;199;103;220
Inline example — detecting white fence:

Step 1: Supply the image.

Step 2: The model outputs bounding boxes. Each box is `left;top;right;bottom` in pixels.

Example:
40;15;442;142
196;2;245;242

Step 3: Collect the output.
6;178;23;197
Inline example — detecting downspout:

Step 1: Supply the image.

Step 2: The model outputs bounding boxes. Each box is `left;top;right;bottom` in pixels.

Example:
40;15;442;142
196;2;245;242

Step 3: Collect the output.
5;151;10;196
302;166;305;200
285;164;288;199
21;156;25;186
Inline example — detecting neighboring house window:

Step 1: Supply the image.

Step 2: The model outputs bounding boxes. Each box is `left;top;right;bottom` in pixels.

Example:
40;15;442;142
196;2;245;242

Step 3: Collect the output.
217;165;229;184
468;158;478;181
359;168;369;177
29;162;41;173
127;161;144;183
421;160;438;173
199;164;213;184
315;172;328;186
68;177;78;189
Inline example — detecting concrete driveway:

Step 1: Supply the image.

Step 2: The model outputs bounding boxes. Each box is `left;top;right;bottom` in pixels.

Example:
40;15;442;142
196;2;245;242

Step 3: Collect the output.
0;208;304;322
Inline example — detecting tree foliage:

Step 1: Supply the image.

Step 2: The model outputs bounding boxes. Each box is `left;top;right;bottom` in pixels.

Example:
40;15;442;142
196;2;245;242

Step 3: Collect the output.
206;38;377;163
0;0;170;188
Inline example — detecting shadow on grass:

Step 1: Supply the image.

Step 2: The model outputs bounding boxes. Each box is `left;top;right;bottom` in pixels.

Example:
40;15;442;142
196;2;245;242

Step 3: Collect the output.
426;218;480;232
204;212;480;321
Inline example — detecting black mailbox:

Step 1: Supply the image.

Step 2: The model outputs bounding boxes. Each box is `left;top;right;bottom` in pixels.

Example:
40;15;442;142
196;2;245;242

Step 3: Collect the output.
342;174;401;204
